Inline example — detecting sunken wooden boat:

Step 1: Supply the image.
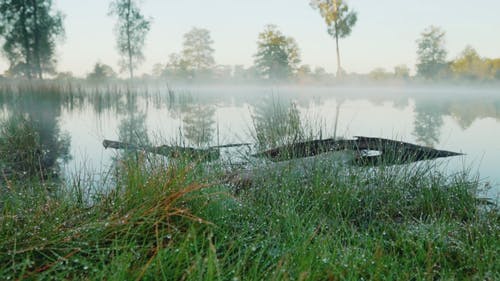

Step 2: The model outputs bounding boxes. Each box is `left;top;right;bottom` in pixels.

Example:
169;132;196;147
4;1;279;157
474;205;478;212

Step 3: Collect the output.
252;136;463;166
228;136;463;190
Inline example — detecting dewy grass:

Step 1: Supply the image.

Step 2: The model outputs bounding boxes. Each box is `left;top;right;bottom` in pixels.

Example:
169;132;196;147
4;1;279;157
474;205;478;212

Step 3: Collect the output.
0;155;213;280
3;152;497;280
0;114;44;180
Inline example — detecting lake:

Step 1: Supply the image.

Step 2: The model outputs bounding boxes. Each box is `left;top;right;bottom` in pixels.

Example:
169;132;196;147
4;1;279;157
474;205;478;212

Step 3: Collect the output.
1;83;499;199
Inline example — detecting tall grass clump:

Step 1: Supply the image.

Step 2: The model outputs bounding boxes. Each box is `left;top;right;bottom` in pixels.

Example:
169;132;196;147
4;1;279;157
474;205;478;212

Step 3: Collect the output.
251;97;306;150
0;115;44;180
0;151;214;280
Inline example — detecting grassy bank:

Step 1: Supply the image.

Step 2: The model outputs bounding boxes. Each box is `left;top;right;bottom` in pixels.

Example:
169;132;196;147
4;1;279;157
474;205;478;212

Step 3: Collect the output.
1;148;499;280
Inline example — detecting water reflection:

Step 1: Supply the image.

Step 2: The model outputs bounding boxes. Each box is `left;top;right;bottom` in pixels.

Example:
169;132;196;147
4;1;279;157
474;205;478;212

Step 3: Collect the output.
251;98;304;149
182;104;216;147
413;101;444;147
118;113;150;146
0;86;71;179
448;99;500;130
1;83;500;195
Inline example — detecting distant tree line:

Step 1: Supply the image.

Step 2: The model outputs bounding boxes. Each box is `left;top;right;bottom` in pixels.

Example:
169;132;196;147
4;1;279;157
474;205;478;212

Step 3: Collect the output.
367;26;500;82
1;0;499;83
148;25;327;83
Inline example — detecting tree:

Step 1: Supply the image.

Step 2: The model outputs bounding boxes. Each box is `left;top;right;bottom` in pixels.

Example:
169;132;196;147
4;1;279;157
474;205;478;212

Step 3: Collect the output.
416;26;448;80
109;0;151;79
0;0;64;79
451;46;489;80
87;62;117;81
369;67;391;80
55;71;74;81
313;66;330;81
254;24;301;81
296;64;313;83
151;63;164;77
394;64;410;79
486;58;500;80
162;52;191;80
310;0;357;78
181;27;215;77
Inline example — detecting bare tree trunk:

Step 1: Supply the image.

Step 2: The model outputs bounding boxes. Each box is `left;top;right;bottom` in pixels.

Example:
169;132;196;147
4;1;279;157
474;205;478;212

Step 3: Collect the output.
31;0;42;79
333;0;342;78
20;0;32;79
335;24;342;78
126;0;133;79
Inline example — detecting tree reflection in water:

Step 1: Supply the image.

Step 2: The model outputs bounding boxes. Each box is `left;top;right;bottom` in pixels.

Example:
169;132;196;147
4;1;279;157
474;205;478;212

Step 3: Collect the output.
413;100;444;147
0;87;71;180
182;104;216;147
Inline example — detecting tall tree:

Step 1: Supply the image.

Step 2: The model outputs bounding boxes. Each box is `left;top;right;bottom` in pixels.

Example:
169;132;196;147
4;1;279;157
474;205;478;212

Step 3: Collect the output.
109;0;151;79
254;24;301;81
86;62;117;81
310;0;357;78
416;26;448;80
394;64;410;79
0;0;64;79
181;27;215;76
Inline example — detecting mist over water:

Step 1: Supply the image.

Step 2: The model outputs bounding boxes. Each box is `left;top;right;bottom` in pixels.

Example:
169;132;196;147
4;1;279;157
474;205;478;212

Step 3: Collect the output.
1;83;499;199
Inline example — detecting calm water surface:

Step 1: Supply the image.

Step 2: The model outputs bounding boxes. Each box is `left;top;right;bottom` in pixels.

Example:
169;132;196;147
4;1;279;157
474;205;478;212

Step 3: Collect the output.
3;85;500;199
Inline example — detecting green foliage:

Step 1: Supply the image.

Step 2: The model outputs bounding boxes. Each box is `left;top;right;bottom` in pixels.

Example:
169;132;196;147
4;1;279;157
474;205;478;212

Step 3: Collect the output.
0;0;64;79
296;64;313;83
1;148;498;280
294;64;335;83
0;84;71;180
451;46;490;81
394;64;410;79
181;27;215;77
153;28;215;81
251;98;304;149
310;0;357;76
163;52;193;80
416;26;448;80
486;58;500;80
310;0;358;39
369;67;391;80
0;157;211;280
0;115;42;179
254;24;301;81
109;0;151;79
86;62;117;81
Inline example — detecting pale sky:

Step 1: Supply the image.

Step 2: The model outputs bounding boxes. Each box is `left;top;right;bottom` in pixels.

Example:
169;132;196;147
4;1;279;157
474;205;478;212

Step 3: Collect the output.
1;0;499;77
